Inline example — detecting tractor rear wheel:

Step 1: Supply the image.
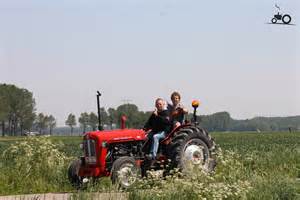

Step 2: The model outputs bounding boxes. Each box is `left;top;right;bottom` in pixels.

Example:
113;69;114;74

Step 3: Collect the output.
68;159;82;188
167;126;216;173
111;156;140;189
282;14;291;24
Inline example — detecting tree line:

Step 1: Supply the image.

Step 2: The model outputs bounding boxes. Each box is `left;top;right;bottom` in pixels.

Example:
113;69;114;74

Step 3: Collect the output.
1;84;299;136
67;104;152;134
196;112;300;132
0;84;152;136
69;106;300;134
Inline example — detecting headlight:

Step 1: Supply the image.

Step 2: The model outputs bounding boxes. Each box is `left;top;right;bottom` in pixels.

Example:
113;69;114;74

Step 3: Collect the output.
79;143;83;149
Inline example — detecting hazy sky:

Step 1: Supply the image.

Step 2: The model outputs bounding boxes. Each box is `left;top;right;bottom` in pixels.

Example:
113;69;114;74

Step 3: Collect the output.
0;0;299;126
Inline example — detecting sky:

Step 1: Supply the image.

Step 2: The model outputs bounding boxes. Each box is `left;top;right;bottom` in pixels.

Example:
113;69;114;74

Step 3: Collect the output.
0;0;299;126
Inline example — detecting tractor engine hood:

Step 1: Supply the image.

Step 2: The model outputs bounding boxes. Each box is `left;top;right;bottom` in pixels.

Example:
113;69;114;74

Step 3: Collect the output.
85;129;146;143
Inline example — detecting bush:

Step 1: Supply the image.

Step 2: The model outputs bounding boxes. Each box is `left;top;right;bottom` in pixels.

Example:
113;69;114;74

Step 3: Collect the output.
0;136;72;194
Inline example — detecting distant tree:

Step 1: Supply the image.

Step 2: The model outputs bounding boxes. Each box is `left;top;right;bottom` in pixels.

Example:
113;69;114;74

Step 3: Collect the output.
0;84;36;136
17;91;36;135
116;104;140;128
20;112;36;135
201;112;231;131
88;112;98;131
189;112;231;132
0;91;8;136
44;115;50;134
46;115;56;135
100;107;109;125
105;104;151;129
78;112;89;133
65;113;76;135
36;113;47;134
108;108;117;129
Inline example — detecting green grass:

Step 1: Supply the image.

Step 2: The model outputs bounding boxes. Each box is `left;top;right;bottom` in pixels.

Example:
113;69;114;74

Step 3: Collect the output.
0;132;299;199
212;132;300;200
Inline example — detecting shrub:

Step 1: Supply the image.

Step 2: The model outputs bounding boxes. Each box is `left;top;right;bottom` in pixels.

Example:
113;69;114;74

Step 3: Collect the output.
0;136;71;194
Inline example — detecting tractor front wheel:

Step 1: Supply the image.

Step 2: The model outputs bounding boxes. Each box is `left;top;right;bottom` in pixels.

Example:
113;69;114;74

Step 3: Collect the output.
271;18;277;24
111;156;140;189
68;159;83;188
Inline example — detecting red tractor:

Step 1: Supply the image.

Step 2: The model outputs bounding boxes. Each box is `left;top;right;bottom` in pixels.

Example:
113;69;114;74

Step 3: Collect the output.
68;92;216;188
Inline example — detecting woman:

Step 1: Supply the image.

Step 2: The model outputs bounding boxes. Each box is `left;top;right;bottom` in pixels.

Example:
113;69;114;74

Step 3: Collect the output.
167;91;188;129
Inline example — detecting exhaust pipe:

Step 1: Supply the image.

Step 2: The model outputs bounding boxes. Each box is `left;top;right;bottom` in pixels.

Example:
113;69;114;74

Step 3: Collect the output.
97;91;104;131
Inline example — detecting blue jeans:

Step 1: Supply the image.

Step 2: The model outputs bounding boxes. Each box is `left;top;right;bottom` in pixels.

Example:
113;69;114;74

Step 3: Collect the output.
150;131;166;159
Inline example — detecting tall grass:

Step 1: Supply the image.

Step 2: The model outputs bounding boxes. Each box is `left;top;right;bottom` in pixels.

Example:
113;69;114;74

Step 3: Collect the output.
0;136;73;195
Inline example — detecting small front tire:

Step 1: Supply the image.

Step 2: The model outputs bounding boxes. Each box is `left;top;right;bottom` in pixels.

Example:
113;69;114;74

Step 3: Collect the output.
68;159;83;188
271;18;277;24
111;157;140;189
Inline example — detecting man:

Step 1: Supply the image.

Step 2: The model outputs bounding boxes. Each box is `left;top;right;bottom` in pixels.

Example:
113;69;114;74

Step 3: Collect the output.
143;98;171;160
167;91;188;129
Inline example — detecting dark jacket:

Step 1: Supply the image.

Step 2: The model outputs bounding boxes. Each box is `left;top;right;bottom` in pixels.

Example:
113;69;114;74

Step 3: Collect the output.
143;110;171;133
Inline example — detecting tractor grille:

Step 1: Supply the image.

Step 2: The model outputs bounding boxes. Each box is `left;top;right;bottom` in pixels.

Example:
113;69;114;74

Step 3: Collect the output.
83;139;96;164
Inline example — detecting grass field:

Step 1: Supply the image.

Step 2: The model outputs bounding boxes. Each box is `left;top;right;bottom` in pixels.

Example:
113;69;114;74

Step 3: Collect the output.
0;132;299;199
213;132;300;199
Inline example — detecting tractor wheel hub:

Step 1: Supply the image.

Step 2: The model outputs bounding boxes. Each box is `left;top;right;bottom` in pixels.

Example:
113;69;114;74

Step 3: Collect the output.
183;144;204;165
117;163;137;187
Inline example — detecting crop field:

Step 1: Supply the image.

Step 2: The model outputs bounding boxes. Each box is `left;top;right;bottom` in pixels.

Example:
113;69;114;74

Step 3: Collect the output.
0;132;299;200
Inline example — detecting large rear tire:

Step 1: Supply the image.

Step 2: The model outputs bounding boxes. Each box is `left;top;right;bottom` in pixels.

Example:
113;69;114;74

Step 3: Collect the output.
68;159;82;188
111;156;140;189
167;126;216;173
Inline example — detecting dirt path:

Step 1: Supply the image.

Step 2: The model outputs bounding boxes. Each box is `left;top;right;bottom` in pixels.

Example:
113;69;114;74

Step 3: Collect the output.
0;192;127;200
